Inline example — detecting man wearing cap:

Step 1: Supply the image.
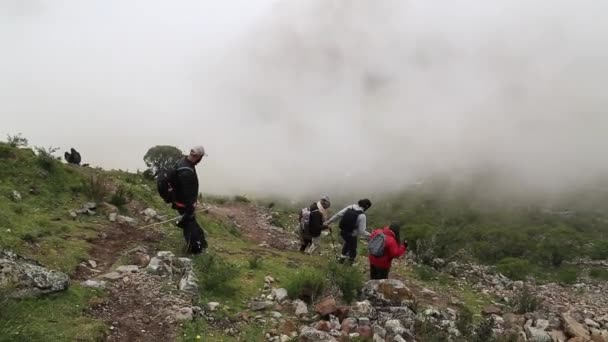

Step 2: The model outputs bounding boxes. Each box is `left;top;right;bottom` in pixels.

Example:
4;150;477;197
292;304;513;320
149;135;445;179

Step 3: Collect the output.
173;146;208;251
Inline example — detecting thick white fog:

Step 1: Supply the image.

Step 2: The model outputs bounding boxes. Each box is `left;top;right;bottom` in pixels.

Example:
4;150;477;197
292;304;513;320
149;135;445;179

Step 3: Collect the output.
2;0;608;199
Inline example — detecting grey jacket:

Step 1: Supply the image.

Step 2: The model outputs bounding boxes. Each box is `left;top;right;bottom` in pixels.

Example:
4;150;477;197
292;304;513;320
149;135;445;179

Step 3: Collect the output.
325;204;370;238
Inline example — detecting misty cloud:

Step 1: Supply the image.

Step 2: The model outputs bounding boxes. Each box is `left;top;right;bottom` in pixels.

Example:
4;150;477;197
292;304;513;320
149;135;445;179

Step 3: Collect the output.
2;0;608;200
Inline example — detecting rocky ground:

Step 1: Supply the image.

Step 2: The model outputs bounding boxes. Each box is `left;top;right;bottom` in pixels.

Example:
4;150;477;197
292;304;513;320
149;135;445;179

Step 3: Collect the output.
2;199;608;342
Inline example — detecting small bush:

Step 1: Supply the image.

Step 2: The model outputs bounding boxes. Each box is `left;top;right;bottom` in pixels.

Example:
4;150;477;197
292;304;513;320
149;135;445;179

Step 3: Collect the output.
456;306;474;336
83;174;107;203
589;268;608;281
234;195;251;203
556;267;578;285
21;233;37;244
35;146;60;172
414;264;439;281
248;255;263;269
590;241;608;260
6;133;28;147
198;253;239;295
109;185;133;207
0;144;15;159
225;223;241;237
514;285;542;314
496;257;532;280
472;316;495;342
415;235;438;265
414;320;449;342
327;261;363;303
285;267;325;303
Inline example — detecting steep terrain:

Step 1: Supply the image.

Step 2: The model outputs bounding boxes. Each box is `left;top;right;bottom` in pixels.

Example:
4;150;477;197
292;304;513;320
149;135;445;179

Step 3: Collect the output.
1;142;608;342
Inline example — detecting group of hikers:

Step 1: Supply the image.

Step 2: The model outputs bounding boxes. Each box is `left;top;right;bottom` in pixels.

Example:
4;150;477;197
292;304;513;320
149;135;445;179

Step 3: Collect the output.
298;196;407;280
158;145;406;280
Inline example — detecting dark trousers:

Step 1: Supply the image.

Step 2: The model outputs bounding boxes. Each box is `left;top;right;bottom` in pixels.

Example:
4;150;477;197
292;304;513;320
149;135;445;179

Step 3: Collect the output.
176;208;208;252
370;265;390;280
341;232;358;261
300;238;312;252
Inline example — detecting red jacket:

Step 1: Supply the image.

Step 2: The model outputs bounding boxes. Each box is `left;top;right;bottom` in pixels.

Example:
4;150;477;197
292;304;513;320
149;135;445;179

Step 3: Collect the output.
368;227;407;269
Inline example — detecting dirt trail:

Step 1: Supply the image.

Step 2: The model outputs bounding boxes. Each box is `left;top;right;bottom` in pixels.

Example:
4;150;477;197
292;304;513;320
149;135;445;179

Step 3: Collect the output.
206;202;300;250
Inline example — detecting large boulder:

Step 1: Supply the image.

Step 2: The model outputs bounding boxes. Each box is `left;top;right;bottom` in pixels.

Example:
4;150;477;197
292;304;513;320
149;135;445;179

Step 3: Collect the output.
316;296;337;316
0;250;69;298
361;279;416;309
562;312;591;341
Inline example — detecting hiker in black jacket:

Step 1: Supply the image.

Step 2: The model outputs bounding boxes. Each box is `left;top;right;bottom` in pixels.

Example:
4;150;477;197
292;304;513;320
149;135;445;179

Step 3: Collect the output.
172;146;207;253
325;199;372;265
299;197;331;254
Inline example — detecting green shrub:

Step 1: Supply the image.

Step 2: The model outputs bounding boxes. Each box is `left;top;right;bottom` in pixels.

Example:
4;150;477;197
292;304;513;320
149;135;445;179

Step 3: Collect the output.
414;320;449;342
472;316;495;342
248;255;263;269
414;264;439;281
556;267;578;285
327;261;363;303
285;267;325;303
514;285;542;314
456;306;474;336
0;144;15;159
109;185;133;207
6;133;28;148
83;174;107;203
589;268;608;281
496;257;532;280
197;253;239;295
590;241;608;260
35;146;60;172
234;195;250;203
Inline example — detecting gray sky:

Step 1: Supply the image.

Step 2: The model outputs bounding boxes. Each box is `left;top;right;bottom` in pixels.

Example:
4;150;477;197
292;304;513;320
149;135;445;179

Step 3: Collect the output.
2;0;608;200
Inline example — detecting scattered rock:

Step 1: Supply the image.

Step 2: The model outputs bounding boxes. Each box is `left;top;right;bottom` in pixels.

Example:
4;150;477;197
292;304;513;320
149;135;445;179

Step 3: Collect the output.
525;325;551;342
265;275;275;283
116;265;139;273
316;296;337;316
116;215;137;226
341;318;358;334
101;272;122;281
175;307;194;322
81;279;107;289
513;281;525;289
385;319;407;336
299;327;337;342
586;319;601;329
88;260;97;268
279;319;298;335
357;324;374;338
548;330;567;342
0;250;69;298
421;288;437;297
562;312;591;340
591;330;608;342
250;301;273;311
273;288;288;302
361;279;416;308
141;208;158;218
206;302;220;311
271;311;283;319
315;321;331;332
483;305;503;316
294;300;308;316
108;213;117;222
10;190;21;201
349;300;377;320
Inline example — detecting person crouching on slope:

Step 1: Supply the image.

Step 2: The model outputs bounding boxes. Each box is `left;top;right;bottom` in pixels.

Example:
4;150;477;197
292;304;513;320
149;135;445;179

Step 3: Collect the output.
368;223;407;279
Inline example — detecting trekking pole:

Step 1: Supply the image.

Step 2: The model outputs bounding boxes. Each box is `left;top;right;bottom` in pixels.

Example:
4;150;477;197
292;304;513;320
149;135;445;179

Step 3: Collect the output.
328;228;339;259
136;208;207;230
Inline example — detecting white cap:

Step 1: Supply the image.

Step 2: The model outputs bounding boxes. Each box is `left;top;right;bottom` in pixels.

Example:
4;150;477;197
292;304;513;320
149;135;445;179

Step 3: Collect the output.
190;145;206;157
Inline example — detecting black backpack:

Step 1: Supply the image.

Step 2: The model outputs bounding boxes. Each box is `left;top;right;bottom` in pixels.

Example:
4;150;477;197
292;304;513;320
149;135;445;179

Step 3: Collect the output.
157;165;193;203
339;207;364;233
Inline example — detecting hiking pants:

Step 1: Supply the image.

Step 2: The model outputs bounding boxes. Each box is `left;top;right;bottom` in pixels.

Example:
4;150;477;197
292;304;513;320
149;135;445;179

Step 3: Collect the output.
177;208;208;250
341;232;357;261
370;265;390;280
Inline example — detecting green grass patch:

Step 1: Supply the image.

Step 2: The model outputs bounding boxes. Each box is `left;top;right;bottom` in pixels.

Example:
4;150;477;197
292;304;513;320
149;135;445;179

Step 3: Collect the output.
0;286;107;342
589;267;608;281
